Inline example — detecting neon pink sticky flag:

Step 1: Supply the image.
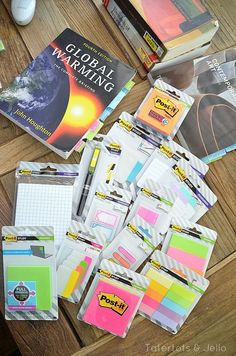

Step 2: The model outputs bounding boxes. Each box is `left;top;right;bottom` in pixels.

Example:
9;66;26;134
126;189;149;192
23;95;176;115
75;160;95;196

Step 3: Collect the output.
167;246;206;272
137;206;159;225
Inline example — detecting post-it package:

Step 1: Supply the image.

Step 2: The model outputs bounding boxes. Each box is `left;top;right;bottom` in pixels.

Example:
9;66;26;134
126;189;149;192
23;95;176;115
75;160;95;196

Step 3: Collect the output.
137;158;217;222
154;138;209;179
161;217;217;276
73;136;122;220
85;183;132;244
139;250;209;334
125;180;177;237
135;79;194;138
2;226;58;321
14;161;80;252
78;259;149;338
107;112;162;195
101;216;160;271
56;221;106;303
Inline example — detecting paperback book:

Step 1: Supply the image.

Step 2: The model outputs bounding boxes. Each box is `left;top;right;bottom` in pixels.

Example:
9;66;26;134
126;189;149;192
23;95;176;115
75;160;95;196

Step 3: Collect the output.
104;0;218;65
154;48;236;163
0;28;136;158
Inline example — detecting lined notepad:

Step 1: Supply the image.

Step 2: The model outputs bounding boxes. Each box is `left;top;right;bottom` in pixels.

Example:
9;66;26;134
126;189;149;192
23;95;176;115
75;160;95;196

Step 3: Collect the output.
15;183;73;251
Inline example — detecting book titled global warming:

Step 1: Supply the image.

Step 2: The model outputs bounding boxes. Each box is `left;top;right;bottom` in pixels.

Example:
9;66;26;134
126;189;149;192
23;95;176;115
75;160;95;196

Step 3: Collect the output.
0;28;136;158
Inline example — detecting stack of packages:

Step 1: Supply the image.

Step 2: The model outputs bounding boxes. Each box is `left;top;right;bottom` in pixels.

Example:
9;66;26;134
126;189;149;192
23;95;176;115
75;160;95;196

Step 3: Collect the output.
103;0;219;73
1;77;218;338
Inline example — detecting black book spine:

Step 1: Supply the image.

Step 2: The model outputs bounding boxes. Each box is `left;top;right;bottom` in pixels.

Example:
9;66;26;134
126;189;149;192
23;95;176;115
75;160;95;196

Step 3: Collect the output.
105;0;167;59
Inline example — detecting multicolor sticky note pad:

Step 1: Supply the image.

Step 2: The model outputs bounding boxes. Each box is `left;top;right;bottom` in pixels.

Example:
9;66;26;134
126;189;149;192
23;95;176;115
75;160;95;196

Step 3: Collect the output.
167;234;209;275
139;267;196;333
136;87;186;137
81;279;140;337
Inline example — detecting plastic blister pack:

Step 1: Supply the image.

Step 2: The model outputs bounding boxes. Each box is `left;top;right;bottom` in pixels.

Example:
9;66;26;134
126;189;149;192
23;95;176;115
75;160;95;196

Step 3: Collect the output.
126;179;177;237
56;221;106;303
161;216;217;276
139;250;209;334
101;216;160;271
2;225;58;321
78;259;149;337
85;183;132;244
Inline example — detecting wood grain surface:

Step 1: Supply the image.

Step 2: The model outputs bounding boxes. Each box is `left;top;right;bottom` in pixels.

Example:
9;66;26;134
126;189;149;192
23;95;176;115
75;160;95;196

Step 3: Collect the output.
0;0;235;355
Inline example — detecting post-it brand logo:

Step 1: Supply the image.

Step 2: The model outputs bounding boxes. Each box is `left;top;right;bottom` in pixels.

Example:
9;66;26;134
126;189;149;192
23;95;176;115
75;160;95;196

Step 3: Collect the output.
174;166;187;181
4;235;17;242
171;224;182;232
141;187;152;197
100;269;111;278
154;96;179;117
160;145;173;158
109;143;121;150
66;231;77;240
19;169;32;175
95;192;107;200
119;119;133;132
98;292;128;315
151;259;161;270
127;223;137;234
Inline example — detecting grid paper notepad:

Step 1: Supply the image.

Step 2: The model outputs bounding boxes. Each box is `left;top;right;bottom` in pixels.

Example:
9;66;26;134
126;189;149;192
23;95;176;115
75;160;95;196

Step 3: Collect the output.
15;183;74;251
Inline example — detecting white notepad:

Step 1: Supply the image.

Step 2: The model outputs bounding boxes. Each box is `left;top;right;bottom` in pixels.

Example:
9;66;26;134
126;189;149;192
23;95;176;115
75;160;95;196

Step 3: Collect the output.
15;183;73;251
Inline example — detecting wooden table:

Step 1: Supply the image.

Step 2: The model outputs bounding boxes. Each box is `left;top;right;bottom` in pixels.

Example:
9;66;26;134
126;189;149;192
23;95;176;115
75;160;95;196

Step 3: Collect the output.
0;0;235;355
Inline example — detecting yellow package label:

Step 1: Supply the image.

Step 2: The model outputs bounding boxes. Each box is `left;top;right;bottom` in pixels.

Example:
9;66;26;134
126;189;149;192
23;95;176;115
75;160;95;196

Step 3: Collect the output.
160;144;173;158
174;166;187;181
119;119;133;132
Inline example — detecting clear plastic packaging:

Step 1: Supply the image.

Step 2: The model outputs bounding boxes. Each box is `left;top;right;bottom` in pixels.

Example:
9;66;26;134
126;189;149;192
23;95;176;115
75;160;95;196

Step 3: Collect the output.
2;225;58;321
78;259;149;338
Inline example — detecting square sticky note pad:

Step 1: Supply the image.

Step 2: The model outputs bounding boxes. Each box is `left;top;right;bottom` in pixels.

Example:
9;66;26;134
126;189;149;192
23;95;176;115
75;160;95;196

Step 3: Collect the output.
7;266;52;311
81;279;140;337
136;88;185;137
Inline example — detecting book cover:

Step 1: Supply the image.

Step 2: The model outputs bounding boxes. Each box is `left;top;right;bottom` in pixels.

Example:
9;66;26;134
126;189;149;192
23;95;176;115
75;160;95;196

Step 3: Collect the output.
0;28;135;158
154;48;236;163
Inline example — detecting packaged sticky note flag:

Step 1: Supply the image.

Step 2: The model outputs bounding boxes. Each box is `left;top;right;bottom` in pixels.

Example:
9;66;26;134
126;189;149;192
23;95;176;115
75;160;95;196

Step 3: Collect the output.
162;217;217;276
85;183;132;244
154;138;209;179
135;79;194;138
139;250;209;334
56;221;106;303
137;158;217;222
2;226;58;321
101;216;160;271
107;112;162;195
78;259;149;337
73;136;122;220
125;179;177;237
14;161;80;252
